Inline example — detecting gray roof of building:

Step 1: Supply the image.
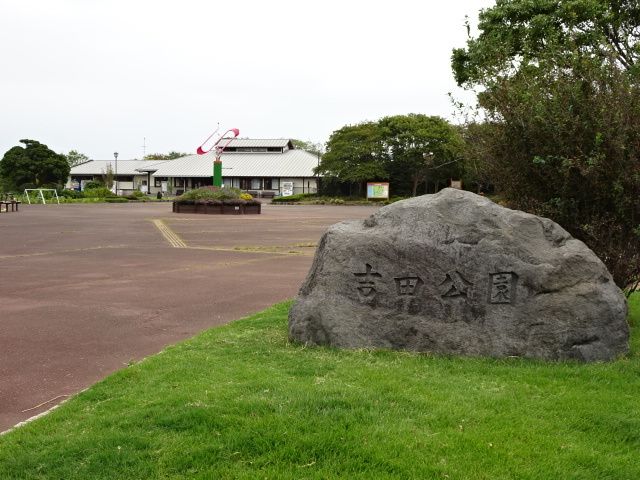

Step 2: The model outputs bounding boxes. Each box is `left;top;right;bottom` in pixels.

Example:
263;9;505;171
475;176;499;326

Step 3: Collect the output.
70;160;166;176
136;160;172;172
149;150;320;178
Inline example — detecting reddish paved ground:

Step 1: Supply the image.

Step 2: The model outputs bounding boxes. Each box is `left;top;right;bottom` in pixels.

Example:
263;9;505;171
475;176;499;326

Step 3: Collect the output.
0;202;378;431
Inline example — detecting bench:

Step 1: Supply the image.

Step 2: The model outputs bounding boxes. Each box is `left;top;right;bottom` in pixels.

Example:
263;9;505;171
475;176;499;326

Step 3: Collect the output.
260;191;276;199
0;194;20;212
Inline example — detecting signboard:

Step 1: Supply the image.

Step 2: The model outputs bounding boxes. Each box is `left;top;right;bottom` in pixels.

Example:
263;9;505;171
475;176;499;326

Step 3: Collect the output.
282;181;294;197
161;181;168;193
450;179;462;189
367;182;389;199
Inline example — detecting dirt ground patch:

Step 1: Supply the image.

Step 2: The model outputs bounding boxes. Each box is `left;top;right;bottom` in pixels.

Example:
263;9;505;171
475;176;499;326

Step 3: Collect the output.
0;202;378;431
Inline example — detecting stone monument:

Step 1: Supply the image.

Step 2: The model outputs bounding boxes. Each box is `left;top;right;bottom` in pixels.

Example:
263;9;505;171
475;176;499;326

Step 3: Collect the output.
288;189;629;361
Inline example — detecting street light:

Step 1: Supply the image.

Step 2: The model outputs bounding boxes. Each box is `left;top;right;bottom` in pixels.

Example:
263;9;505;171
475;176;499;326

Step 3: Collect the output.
113;152;119;195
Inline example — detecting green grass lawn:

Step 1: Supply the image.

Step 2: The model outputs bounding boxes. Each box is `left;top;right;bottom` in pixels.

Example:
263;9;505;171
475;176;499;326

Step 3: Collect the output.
1;295;638;479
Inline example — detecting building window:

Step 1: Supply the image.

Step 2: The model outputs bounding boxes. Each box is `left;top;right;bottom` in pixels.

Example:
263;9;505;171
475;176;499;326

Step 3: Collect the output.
240;178;251;190
263;178;273;190
174;178;185;187
251;178;262;190
271;178;279;189
117;176;134;182
154;177;167;187
236;147;268;152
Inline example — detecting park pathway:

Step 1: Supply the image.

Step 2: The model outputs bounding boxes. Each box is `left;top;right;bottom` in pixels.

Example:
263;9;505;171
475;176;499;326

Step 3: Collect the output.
0;202;378;431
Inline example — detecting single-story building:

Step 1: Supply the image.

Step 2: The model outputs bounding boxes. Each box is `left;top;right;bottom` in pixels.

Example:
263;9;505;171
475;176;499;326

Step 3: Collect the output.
68;159;167;195
67;138;321;197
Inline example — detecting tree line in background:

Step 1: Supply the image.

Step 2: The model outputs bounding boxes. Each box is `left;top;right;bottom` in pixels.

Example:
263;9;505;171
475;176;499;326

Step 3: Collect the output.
144;151;188;160
0;142;190;192
316;114;464;197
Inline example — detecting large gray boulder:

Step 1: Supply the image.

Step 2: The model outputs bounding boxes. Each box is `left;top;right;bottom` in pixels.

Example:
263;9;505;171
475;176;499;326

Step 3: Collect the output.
289;189;629;361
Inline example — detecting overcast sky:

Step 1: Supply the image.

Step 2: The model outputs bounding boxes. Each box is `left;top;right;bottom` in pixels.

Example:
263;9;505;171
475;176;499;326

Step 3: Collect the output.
0;0;494;160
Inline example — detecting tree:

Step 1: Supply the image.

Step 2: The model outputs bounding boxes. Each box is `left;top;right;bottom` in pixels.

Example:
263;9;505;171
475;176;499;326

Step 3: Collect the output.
65;150;89;167
378;114;464;196
102;164;115;190
452;0;640;293
291;139;324;156
315;122;388;195
458;122;495;194
317;117;465;197
452;0;640;88
0;139;70;190
144;151;188;160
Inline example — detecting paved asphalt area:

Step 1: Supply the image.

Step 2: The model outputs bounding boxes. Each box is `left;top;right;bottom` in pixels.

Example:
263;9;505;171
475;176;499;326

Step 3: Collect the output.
0;202;379;431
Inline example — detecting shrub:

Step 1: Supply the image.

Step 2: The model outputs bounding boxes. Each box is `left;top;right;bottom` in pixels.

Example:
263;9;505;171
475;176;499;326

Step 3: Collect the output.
271;193;317;203
462;59;640;293
240;193;253;200
175;197;260;207
178;187;242;201
84;180;104;190
105;197;128;203
83;187;115;198
59;189;85;199
125;191;146;200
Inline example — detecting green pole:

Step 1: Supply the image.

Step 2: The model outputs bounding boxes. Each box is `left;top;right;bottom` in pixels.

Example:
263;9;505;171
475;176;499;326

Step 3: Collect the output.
213;159;223;187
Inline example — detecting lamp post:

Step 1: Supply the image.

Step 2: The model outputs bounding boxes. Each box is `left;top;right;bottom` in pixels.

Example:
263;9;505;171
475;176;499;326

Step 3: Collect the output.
113;152;119;195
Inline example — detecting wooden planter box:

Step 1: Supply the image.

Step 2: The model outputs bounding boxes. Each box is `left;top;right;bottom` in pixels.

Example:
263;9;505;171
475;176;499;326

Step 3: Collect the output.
223;204;242;215
173;202;261;215
196;203;223;214
243;204;261;214
173;203;197;213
